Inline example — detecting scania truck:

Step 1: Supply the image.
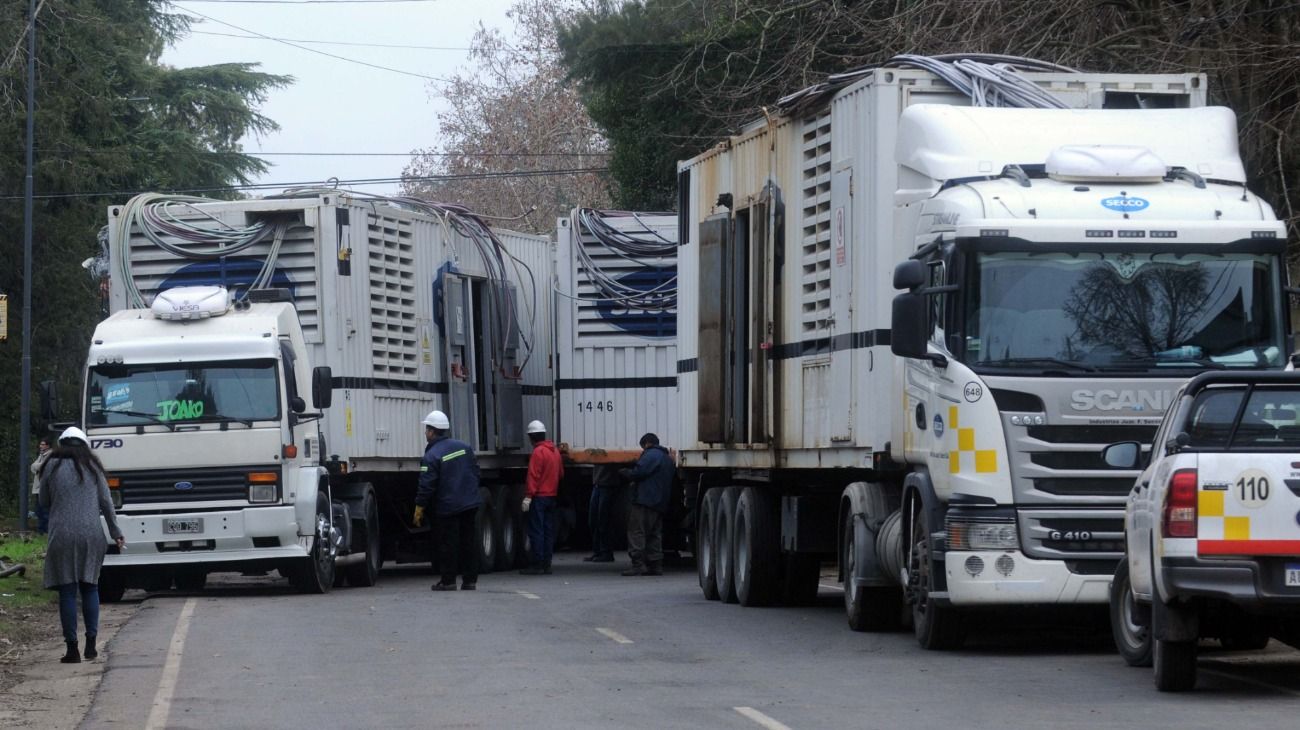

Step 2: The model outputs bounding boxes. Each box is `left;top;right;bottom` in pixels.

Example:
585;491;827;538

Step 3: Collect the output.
676;56;1289;647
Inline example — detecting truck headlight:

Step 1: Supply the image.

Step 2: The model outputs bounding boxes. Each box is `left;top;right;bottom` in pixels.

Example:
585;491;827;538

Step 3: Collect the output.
947;517;1019;550
247;472;279;504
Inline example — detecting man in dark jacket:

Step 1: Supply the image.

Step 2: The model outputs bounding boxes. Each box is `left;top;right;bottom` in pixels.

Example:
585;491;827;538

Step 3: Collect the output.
413;410;482;591
619;433;673;576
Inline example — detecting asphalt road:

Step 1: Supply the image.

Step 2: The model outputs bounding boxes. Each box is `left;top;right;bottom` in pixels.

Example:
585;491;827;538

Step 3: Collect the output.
82;555;1300;729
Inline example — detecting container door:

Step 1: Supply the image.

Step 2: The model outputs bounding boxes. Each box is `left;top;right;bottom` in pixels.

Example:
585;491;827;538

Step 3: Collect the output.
829;166;854;442
492;282;524;450
441;271;478;446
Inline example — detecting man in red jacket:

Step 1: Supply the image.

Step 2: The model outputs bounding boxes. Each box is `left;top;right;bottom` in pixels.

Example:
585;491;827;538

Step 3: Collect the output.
520;420;563;575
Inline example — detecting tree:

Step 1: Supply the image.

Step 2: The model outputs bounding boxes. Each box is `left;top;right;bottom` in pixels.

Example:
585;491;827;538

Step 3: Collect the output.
403;0;611;234
0;0;289;514
560;1;1300;237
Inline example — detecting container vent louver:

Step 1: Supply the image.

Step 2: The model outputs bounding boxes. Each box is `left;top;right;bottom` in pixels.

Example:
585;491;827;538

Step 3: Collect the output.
800;111;833;334
366;213;418;380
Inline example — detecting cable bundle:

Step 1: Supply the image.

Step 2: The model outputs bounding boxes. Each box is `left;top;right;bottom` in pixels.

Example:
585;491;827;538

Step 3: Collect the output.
566;208;677;313
885;55;1072;109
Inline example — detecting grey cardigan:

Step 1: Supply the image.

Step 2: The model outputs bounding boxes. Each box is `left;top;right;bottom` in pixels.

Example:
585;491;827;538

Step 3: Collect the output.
39;458;123;588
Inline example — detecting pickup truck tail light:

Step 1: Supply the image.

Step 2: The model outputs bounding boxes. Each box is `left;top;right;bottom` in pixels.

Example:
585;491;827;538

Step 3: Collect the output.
1162;468;1198;538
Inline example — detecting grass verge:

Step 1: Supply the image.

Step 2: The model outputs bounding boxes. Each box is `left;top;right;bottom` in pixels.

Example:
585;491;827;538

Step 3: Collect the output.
0;531;55;656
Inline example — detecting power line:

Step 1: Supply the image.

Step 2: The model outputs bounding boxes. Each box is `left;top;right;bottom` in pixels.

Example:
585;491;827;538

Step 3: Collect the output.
35;148;610;158
190;30;475;50
169;2;453;82
0;167;611;201
181;1;443;4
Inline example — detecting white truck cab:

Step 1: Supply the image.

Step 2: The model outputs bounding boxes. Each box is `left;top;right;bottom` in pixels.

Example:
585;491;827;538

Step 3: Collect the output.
89;285;339;598
1105;371;1300;690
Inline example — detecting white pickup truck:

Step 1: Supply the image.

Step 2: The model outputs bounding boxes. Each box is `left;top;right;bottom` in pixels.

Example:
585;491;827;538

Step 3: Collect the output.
1104;372;1300;690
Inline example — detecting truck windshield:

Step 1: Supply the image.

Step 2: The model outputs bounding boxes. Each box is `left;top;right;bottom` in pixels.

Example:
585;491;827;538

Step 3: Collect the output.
964;251;1283;373
86;360;280;427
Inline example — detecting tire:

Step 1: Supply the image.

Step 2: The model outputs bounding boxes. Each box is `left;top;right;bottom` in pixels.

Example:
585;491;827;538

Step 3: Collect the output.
493;489;517;572
734;488;779;607
715;487;741;604
290;493;335;594
345;491;382;587
908;500;965;650
844;510;902;631
779;553;821;607
98;569;126;603
174;569;207;592
697;488;721;600
476;488;496;574
1154;637;1198;691
1110;560;1152;666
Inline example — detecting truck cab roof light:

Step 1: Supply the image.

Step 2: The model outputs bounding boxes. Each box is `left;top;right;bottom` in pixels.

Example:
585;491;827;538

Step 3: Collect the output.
151;286;231;321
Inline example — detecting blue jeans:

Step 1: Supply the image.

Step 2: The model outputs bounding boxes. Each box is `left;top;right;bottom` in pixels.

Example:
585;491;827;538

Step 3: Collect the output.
36;504;49;534
588;487;615;558
527;496;557;567
57;582;99;644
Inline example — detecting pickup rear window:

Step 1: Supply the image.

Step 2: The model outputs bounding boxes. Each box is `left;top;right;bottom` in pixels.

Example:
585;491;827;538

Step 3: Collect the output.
1184;387;1300;449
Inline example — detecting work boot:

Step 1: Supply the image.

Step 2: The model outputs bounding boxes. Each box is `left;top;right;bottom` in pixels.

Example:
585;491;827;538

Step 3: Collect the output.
621;564;644;576
543;562;553;575
590;553;614;563
519;565;545;575
61;642;81;664
460;581;477;591
431;582;458;591
643;561;663;576
582;554;598;562
83;635;98;660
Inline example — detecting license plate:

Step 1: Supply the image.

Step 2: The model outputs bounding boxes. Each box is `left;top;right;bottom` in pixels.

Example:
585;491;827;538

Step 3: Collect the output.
164;518;203;535
1287;564;1300;587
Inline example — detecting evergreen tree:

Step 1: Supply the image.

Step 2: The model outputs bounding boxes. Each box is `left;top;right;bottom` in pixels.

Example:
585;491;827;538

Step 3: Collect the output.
0;0;289;513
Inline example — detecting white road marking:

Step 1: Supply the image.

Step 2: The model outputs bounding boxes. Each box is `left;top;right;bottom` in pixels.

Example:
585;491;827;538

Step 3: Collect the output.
1202;667;1300;698
595;627;633;644
818;583;844;592
515;590;540;600
734;706;793;730
145;598;197;730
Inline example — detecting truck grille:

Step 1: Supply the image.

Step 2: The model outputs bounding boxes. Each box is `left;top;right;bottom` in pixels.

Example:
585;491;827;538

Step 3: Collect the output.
117;466;271;505
1018;510;1125;560
1008;421;1156;504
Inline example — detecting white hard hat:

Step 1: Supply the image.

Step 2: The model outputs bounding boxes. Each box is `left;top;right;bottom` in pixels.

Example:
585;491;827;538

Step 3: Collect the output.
526;420;546;435
59;426;90;446
422;410;450;430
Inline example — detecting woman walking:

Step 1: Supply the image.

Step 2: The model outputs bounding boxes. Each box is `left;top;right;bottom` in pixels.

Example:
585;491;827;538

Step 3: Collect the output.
39;427;125;663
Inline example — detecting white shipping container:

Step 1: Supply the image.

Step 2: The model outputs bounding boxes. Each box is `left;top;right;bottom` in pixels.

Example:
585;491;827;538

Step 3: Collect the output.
553;211;680;458
108;192;554;471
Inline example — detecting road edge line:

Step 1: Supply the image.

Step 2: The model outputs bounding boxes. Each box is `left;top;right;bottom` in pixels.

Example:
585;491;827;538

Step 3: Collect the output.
145;598;197;730
734;706;793;730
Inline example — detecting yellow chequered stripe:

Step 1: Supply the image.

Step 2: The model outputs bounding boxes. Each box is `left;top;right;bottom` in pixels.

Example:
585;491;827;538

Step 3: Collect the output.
1198;490;1224;517
948;405;998;475
975;450;997;473
949;405;958;429
958;428;975;451
949;451;960;473
1224;516;1250;541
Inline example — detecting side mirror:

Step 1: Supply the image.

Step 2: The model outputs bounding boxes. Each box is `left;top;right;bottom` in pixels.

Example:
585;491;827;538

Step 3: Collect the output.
312;366;333;410
893;260;926;291
891;291;929;360
39;380;58;421
1102;441;1141;469
290;396;307;414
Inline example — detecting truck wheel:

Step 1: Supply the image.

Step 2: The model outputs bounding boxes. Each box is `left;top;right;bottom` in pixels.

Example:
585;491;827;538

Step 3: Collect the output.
345;491;381;587
290;493;336;594
1153;637;1197;691
99;569;126;603
174;569;207;593
1110;561;1152;666
843;510;901;631
735;487;779;607
493;489;516;572
779;553;821;607
908;501;964;649
476;488;496;575
715;487;741;604
697;488;721;600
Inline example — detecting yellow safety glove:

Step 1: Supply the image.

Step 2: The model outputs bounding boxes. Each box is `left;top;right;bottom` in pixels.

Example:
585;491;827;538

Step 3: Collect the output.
413;505;425;527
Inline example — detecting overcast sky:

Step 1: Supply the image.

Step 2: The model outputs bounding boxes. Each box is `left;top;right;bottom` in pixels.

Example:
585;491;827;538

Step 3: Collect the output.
162;0;520;196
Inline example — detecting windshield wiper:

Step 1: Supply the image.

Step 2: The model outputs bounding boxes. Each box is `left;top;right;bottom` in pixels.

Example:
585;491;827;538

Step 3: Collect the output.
978;357;1097;373
1102;358;1226;372
197;415;257;428
100;410;177;431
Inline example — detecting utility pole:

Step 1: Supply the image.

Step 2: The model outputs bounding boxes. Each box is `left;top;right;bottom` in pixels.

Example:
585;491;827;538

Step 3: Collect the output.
18;0;37;530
